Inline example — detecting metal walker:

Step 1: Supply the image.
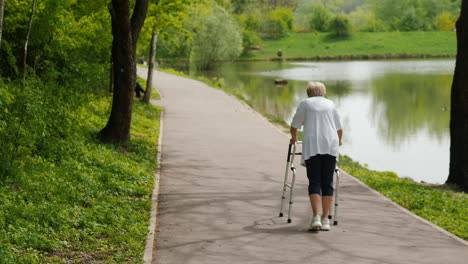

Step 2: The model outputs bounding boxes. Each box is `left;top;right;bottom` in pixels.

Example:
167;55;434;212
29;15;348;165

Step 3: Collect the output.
278;141;340;225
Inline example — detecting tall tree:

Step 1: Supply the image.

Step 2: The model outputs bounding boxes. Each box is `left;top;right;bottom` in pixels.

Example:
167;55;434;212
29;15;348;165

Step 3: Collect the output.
23;0;37;73
447;0;468;191
141;0;189;103
0;0;4;49
99;0;149;143
143;31;157;103
191;2;242;70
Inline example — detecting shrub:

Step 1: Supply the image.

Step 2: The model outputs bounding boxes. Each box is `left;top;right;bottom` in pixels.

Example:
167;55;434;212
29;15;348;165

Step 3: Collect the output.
310;5;331;32
434;12;457;31
241;29;262;52
260;16;289;40
259;7;294;40
329;14;354;37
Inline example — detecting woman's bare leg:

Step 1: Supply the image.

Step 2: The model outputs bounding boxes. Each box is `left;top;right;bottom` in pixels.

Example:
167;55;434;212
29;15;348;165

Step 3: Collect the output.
321;195;333;218
309;194;321;216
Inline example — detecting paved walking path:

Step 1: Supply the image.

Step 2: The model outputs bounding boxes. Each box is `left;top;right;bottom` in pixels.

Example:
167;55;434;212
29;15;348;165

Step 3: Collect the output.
137;68;467;264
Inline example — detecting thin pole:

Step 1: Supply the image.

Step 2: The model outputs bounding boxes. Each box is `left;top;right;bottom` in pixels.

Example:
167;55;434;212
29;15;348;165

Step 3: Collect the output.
24;0;37;75
0;0;5;49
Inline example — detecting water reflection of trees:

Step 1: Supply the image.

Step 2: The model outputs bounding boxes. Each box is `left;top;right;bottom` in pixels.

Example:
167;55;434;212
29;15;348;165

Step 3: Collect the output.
240;77;300;122
227;78;353;123
370;74;451;144
203;62;355;124
324;80;352;98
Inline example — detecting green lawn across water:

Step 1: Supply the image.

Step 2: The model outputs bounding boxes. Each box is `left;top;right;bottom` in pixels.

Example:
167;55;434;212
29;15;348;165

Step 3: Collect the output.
243;31;457;60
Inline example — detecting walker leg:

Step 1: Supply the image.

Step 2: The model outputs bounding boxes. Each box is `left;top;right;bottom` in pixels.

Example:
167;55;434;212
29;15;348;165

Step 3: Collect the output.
333;169;340;226
279;144;293;217
287;167;297;223
279;162;290;217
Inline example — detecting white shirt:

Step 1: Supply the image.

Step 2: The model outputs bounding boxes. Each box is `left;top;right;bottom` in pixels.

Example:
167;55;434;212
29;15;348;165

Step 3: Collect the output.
291;96;342;166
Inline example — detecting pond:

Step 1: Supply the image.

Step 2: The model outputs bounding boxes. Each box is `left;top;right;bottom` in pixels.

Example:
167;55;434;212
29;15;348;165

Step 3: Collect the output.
186;59;455;184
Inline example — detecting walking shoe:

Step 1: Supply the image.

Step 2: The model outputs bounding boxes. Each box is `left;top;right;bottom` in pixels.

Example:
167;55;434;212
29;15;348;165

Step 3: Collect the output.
309;215;322;231
321;217;330;231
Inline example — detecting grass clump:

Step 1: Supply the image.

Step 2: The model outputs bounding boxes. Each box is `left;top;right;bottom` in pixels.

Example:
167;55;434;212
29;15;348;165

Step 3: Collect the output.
339;155;467;240
0;78;161;263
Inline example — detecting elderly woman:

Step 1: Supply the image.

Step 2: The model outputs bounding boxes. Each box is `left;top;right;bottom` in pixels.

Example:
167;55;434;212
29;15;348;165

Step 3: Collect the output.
290;82;343;231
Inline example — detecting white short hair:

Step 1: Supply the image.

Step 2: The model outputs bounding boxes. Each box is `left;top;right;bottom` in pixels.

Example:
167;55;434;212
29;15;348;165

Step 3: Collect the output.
306;82;326;97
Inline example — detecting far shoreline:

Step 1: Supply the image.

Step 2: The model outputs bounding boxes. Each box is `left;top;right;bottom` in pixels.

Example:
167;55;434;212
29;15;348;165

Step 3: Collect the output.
156;53;456;68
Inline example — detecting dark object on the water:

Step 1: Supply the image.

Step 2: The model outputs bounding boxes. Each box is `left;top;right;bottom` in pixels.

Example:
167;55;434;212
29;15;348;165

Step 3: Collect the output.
135;82;145;98
277;49;283;58
274;79;288;84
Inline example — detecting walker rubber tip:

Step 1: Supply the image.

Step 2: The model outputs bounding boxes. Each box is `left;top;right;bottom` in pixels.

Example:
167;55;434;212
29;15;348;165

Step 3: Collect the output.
279;213;283;217
287;219;292;223
328;215;332;219
333;221;338;225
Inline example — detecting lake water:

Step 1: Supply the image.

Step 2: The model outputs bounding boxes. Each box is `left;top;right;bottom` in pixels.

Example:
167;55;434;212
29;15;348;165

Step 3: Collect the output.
188;59;455;184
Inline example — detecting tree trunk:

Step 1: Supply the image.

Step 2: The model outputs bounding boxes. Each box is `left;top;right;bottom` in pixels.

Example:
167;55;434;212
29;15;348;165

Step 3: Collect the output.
446;0;468;192
99;0;149;144
109;57;114;93
143;31;157;103
0;0;4;49
24;0;37;73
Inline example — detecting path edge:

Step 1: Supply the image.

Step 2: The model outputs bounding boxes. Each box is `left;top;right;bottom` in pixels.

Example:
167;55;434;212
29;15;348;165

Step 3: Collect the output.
143;91;164;263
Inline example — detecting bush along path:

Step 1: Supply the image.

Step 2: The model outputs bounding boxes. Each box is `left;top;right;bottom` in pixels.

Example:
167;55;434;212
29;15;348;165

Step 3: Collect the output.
138;67;467;264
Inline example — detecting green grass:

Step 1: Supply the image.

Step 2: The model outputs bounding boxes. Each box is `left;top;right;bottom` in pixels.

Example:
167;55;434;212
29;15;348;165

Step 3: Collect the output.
0;94;161;263
243;31;456;60
339;155;467;240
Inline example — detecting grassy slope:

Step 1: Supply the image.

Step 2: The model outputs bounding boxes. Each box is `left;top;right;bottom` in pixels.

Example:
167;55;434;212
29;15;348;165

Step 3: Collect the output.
242;31;456;60
0;95;161;263
339;155;467;240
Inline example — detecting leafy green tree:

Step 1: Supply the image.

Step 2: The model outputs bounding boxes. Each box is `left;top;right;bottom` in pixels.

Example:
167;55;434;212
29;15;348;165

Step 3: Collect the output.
261;15;289;39
349;6;385;32
310;5;331;32
370;0;461;31
1;0;111;82
259;7;294;39
271;6;294;30
399;7;422;31
329;13;353;37
231;0;258;14
139;0;190;102
236;13;262;52
191;2;242;70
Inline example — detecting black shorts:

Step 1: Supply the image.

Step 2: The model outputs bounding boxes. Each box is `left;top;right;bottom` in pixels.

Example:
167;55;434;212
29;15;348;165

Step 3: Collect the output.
305;154;336;196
